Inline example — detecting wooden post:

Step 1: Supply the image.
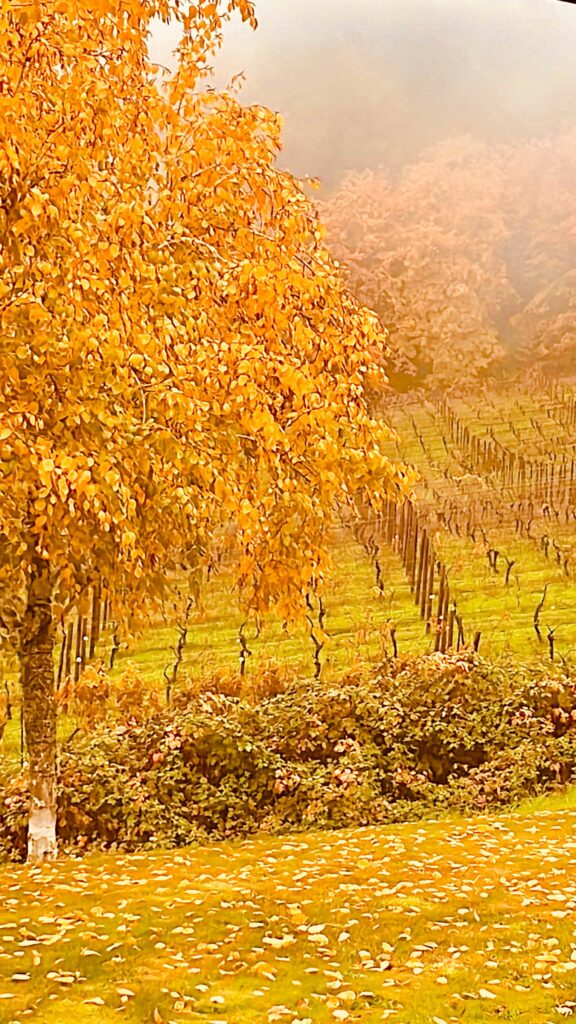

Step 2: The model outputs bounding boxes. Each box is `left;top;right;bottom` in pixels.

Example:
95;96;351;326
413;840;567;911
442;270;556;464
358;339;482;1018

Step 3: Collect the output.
382;500;390;545
56;623;67;687
420;542;430;618
407;504;415;570
447;604;455;651
64;619;74;682
434;566;445;652
440;581;450;653
415;531;428;608
397;502;405;557
387;500;396;545
74;615;84;683
89;585;101;659
409;519;419;590
402;502;412;571
425;557;435;635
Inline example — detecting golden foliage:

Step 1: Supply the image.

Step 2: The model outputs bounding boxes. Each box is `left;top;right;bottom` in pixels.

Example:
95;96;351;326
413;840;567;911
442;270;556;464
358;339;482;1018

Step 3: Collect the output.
0;0;409;631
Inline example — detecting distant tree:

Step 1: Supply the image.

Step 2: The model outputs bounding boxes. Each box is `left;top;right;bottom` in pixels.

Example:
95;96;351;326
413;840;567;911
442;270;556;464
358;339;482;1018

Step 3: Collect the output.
505;133;576;372
324;139;508;389
324;132;576;388
0;0;408;860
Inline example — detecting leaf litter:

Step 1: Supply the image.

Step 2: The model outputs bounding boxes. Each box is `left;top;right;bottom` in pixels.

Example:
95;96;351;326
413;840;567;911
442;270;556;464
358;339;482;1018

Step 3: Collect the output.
2;812;576;1021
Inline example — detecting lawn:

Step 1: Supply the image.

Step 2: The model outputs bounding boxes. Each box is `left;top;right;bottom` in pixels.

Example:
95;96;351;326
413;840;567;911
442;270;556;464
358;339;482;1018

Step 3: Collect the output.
3;803;576;1023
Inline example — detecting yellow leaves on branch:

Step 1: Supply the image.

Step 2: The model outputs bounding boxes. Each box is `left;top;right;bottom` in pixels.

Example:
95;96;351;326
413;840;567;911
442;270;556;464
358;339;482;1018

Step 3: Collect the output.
0;0;409;628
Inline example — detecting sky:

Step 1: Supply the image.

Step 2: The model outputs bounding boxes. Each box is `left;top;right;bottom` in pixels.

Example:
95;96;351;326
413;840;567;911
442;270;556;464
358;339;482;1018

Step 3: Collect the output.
149;0;576;187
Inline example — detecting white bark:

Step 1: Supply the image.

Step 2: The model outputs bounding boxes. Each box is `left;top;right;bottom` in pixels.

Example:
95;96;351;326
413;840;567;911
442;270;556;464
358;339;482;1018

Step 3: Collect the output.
28;784;57;862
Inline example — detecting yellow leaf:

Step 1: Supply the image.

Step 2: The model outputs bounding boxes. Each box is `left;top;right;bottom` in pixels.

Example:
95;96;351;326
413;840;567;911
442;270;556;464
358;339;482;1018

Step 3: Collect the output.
75;469;92;494
214;476;227;500
38;459;55;488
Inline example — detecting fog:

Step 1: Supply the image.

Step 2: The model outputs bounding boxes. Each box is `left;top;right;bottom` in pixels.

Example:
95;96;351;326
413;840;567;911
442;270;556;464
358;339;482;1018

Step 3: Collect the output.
150;0;576;187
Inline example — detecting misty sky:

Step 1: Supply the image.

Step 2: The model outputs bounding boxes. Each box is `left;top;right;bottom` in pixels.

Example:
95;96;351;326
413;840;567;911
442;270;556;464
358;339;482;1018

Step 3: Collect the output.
150;0;576;187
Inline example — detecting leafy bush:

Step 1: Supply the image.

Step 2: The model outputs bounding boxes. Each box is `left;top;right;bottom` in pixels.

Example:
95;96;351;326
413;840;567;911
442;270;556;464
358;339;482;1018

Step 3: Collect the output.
3;652;576;860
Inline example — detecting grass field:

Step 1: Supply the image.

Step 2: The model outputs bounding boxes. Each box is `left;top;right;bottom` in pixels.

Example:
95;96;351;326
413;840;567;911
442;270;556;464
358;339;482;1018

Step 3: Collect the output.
3;799;576;1023
109;537;429;687
111;379;576;673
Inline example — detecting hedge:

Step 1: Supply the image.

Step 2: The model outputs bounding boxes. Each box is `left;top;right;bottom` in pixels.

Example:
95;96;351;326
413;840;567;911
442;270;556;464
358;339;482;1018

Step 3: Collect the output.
2;652;576;860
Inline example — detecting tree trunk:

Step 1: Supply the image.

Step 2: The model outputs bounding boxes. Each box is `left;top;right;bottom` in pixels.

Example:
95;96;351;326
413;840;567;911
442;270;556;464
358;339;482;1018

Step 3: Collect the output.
19;556;57;862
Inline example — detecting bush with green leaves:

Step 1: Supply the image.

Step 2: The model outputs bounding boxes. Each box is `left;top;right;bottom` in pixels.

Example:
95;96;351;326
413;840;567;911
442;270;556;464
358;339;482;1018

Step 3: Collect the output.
2;652;576;860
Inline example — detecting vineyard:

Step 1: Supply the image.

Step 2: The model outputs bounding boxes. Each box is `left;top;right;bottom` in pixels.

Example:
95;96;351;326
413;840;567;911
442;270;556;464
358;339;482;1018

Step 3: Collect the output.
5;377;576;762
376;376;576;660
4;379;576;699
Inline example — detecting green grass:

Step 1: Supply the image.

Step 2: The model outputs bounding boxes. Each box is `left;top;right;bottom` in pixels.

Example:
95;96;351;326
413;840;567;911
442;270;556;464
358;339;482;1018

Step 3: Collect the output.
109;537;429;686
3;806;576;1022
514;784;576;816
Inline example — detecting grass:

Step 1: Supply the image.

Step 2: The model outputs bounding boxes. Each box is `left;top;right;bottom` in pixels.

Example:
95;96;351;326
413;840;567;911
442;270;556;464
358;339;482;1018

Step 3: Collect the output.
109;537;429;686
513;783;576;816
3;805;576;1022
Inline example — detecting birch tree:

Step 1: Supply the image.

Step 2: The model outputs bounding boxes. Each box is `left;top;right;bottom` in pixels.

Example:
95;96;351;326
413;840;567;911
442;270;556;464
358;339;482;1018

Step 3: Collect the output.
0;0;407;860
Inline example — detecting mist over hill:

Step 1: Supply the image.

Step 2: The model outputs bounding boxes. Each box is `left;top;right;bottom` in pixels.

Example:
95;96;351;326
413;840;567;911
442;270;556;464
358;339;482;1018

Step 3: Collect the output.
150;0;576;187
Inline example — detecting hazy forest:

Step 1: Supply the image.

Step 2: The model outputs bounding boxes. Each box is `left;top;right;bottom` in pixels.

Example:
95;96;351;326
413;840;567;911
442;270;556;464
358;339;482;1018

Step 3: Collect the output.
4;1;576;1022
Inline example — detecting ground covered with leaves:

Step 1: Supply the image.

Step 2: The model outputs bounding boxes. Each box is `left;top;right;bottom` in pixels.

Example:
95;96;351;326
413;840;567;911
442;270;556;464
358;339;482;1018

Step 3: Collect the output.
3;810;576;1023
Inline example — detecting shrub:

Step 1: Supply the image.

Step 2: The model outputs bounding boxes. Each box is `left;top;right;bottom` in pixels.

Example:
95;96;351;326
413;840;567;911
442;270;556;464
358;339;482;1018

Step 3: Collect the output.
3;652;576;860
